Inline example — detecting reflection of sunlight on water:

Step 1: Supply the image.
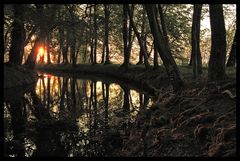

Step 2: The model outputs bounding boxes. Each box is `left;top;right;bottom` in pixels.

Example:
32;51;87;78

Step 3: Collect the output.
4;73;156;157
130;90;140;107
109;83;122;99
77;113;89;133
34;74;154;139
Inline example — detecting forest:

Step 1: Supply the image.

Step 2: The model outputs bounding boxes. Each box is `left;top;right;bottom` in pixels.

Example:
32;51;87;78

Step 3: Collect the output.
3;4;236;157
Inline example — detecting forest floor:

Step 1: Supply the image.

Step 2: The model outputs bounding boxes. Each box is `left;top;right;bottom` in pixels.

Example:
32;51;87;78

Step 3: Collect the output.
36;63;236;157
118;76;236;157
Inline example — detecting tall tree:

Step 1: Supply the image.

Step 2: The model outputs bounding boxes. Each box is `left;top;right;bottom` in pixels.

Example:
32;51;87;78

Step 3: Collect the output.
226;31;236;67
137;8;147;65
158;4;169;48
127;4;150;69
93;4;98;64
62;30;69;64
102;4;110;65
9;5;26;65
121;4;130;70
89;5;94;63
145;4;184;91
208;4;227;80
191;4;203;79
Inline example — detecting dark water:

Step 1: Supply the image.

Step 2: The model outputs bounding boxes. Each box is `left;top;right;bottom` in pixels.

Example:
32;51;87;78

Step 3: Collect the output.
4;73;155;157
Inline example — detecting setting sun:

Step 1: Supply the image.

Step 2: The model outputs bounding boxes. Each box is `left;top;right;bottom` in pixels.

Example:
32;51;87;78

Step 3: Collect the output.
36;46;48;63
38;47;44;56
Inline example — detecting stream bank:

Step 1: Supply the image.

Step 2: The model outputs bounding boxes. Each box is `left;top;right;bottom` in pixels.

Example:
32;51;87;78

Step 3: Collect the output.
4;64;38;89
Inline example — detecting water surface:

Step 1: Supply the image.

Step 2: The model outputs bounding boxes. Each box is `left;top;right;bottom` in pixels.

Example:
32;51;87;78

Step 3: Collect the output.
4;73;155;157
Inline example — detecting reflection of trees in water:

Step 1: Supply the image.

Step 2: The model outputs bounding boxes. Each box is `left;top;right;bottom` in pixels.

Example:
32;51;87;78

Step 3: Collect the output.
4;75;154;157
102;83;109;130
139;93;149;112
59;77;69;118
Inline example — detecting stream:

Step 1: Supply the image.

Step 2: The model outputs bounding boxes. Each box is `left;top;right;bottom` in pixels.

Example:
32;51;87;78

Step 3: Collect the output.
4;72;156;157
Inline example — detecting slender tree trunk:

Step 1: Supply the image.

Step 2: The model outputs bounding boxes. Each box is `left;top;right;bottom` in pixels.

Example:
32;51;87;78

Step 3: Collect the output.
70;32;76;66
192;4;203;79
89;6;94;63
93;5;98;64
145;4;184;91
9;5;26;65
93;81;97;133
83;38;88;63
60;78;68;117
122;86;130;112
101;43;105;64
103;4;110;65
122;4;129;70
127;5;134;60
153;39;159;69
104;83;109;130
226;31;236;67
127;4;150;69
46;33;51;64
158;4;169;46
137;10;146;65
62;31;69;64
208;4;227;80
58;24;63;64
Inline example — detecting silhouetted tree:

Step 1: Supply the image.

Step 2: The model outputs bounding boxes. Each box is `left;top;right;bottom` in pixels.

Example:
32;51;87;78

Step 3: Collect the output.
9;5;26;65
208;4;227;80
102;4;110;65
145;4;184;91
127;4;150;69
192;4;203;78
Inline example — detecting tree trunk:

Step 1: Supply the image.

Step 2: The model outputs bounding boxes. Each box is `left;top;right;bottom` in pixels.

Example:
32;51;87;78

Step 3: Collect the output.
122;86;130;112
104;83;109;130
127;5;134;61
103;4;110;65
208;4;227;80
9;5;26;65
153;39;159;69
145;4;184;91
137;9;146;65
158;4;169;47
89;6;94;63
127;4;150;69
93;4;98;64
226;31;236;67
46;33;51;64
58;26;64;64
121;4;129;70
62;31;69;64
192;4;203;79
70;34;76;66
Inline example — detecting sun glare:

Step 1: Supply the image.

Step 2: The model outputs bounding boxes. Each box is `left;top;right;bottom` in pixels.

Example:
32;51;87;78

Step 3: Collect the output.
36;46;48;63
38;47;44;56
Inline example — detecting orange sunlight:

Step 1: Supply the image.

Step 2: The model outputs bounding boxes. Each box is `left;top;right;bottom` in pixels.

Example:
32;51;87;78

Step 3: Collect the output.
36;46;47;63
39;47;44;56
